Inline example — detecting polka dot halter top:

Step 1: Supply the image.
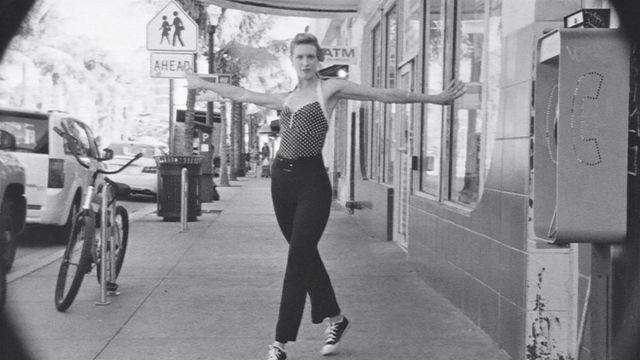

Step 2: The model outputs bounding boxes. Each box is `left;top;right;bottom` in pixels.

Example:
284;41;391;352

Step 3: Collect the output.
277;80;329;160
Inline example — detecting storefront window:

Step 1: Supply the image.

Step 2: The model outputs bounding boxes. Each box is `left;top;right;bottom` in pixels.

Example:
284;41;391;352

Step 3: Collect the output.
366;0;501;206
420;0;445;197
370;24;383;181
450;0;486;205
384;6;398;184
485;0;502;176
403;0;421;61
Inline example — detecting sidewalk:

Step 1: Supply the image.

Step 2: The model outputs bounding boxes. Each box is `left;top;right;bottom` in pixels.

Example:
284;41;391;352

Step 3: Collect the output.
6;176;511;360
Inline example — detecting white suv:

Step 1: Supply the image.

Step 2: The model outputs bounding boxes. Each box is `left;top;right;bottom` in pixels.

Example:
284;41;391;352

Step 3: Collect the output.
0;108;102;242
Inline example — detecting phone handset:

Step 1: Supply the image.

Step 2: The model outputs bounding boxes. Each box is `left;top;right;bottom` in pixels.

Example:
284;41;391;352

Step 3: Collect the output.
570;72;604;166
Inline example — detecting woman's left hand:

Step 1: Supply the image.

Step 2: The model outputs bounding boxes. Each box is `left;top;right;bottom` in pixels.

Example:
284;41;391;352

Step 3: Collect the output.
184;71;207;90
433;79;467;105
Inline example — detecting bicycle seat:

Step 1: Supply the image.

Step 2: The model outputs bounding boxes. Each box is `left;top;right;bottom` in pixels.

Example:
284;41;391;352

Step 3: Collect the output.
104;178;131;199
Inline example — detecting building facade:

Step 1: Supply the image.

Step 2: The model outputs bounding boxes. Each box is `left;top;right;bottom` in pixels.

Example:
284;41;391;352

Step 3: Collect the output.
307;1;635;359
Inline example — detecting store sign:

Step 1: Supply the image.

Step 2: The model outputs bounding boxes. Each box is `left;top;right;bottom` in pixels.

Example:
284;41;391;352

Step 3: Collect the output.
321;47;358;65
150;52;194;78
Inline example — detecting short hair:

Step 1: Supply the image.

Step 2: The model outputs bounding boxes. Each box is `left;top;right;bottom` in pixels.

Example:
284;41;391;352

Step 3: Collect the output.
289;33;324;62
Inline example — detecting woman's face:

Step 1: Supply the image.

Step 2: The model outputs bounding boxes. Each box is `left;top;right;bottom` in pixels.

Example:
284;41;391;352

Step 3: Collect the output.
291;44;320;81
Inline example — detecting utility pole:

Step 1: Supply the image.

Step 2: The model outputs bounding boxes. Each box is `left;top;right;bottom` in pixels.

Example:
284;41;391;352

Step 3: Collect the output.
230;72;242;180
199;23;217;200
201;5;223;191
219;101;230;186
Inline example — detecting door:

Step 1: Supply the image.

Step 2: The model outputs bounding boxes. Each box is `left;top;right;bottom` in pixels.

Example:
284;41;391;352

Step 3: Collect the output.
393;62;415;249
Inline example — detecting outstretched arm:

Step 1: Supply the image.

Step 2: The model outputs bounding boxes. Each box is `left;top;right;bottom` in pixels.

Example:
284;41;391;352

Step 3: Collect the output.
184;72;287;110
333;79;466;105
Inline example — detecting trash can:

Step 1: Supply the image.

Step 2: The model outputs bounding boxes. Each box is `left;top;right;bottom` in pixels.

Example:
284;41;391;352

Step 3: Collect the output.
154;155;203;221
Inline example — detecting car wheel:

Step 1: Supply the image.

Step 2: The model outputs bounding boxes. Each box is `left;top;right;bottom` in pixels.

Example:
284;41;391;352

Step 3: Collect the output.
0;196;19;272
52;197;80;244
0;254;5;310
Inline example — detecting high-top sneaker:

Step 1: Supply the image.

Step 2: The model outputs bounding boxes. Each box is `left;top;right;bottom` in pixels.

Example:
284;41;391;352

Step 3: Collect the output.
321;316;349;355
266;345;287;360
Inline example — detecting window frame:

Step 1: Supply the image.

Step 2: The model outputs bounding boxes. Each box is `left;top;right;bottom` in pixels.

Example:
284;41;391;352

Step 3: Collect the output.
414;0;501;209
382;4;399;185
369;22;383;182
416;0;448;200
366;3;401;186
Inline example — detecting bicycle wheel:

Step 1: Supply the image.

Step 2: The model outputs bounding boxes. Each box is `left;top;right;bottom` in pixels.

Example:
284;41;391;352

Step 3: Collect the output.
97;206;128;282
54;212;95;312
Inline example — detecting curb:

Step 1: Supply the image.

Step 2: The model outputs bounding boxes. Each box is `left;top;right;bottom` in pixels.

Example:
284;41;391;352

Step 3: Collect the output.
8;207;157;284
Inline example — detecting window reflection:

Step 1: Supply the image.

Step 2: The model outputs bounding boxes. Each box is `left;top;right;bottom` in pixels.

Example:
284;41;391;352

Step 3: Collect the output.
371;24;382;181
421;0;445;196
452;0;485;204
450;0;502;205
384;6;398;184
403;0;421;61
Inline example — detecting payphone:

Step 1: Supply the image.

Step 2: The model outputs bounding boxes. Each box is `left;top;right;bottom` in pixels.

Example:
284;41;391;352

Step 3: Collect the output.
533;29;630;244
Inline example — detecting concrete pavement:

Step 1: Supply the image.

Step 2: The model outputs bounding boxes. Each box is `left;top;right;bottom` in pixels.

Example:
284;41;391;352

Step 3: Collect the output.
5;176;511;360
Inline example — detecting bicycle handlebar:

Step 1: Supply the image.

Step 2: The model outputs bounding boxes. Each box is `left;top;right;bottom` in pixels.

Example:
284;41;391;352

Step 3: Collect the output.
101;153;143;175
53;125;143;175
53;125;91;169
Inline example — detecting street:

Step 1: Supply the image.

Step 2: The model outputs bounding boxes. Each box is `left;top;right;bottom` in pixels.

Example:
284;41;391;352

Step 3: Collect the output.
9;196;156;284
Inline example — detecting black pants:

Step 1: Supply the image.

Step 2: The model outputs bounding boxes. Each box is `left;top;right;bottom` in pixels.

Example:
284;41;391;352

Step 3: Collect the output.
270;155;341;343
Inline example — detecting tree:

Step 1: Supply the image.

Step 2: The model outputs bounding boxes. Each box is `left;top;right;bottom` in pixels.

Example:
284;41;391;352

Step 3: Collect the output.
0;0;180;147
215;38;289;178
175;0;211;155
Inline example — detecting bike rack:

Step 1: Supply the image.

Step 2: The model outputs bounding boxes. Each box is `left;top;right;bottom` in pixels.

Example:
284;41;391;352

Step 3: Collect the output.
96;183;120;306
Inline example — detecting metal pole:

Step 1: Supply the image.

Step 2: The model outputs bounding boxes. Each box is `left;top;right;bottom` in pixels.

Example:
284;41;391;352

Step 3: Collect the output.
219;101;230;186
200;24;217;201
96;184;111;306
180;167;188;232
169;79;175;154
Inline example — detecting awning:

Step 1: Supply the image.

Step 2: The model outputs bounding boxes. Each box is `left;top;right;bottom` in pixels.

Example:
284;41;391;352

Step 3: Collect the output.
198;0;360;18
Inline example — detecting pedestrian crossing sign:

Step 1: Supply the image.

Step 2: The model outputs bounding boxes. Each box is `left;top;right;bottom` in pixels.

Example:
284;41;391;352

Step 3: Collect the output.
146;0;198;52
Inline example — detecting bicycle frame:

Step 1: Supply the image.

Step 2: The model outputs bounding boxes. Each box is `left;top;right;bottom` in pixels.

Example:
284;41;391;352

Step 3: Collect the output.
75;175;122;305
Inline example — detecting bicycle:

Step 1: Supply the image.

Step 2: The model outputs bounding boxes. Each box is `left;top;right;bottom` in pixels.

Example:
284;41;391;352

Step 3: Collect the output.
53;123;142;312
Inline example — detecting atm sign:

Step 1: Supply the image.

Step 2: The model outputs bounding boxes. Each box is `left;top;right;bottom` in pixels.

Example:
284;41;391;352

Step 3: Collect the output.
321;47;358;65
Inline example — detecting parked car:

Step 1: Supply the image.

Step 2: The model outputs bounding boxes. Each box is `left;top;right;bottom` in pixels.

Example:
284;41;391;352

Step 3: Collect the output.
0;108;103;243
104;140;167;198
0;131;27;272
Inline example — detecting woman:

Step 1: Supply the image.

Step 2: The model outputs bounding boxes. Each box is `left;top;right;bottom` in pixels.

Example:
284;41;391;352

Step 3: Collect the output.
185;32;466;360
